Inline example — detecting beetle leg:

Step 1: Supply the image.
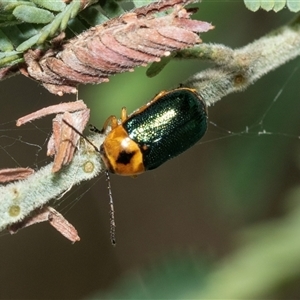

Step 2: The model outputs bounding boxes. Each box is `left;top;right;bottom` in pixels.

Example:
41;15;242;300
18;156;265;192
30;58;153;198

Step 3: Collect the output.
89;124;102;134
101;115;119;133
121;107;128;122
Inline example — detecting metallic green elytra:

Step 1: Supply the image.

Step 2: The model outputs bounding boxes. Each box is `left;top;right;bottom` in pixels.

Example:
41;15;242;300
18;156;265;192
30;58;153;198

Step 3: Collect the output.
100;87;208;176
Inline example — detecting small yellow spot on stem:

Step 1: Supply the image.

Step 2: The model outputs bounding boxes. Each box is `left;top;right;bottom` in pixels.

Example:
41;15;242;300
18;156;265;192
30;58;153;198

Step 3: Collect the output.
83;161;94;173
234;74;246;86
9;205;21;217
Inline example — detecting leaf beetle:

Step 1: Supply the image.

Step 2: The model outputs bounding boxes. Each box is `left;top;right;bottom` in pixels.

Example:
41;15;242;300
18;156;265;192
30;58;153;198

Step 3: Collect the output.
63;87;208;244
98;87;208;176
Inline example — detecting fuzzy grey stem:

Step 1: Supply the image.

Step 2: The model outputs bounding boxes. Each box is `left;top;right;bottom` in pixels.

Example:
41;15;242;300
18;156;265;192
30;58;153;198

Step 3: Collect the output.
184;15;300;106
0;134;105;231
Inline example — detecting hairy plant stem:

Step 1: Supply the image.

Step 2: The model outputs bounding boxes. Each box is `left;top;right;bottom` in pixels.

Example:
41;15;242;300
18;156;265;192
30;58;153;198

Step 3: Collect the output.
182;14;300;105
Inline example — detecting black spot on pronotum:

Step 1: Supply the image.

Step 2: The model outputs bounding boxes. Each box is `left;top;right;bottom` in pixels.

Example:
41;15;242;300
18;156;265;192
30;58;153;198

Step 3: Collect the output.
116;151;135;165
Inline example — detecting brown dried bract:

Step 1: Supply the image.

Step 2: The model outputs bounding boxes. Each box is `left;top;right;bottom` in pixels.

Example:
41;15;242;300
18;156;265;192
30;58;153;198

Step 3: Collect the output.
23;0;213;95
0;167;34;183
16;100;87;126
17;100;90;172
9;206;80;242
49;108;90;172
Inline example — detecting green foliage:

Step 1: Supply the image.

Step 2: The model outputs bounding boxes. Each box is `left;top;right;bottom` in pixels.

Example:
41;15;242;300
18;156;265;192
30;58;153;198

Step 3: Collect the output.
244;0;300;12
13;5;55;24
30;0;66;12
146;55;174;78
0;0;126;67
88;255;210;299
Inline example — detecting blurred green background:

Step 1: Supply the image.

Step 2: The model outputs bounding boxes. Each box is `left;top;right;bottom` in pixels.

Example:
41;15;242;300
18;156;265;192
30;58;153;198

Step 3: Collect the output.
1;1;300;299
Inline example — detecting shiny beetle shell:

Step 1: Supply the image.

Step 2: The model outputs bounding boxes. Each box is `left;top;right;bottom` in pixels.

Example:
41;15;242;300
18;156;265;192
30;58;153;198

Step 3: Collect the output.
100;87;208;176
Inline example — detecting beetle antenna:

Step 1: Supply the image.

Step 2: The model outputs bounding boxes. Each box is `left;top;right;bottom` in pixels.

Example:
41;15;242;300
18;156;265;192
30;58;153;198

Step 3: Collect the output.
63;119;116;245
106;170;116;246
62;119;99;153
